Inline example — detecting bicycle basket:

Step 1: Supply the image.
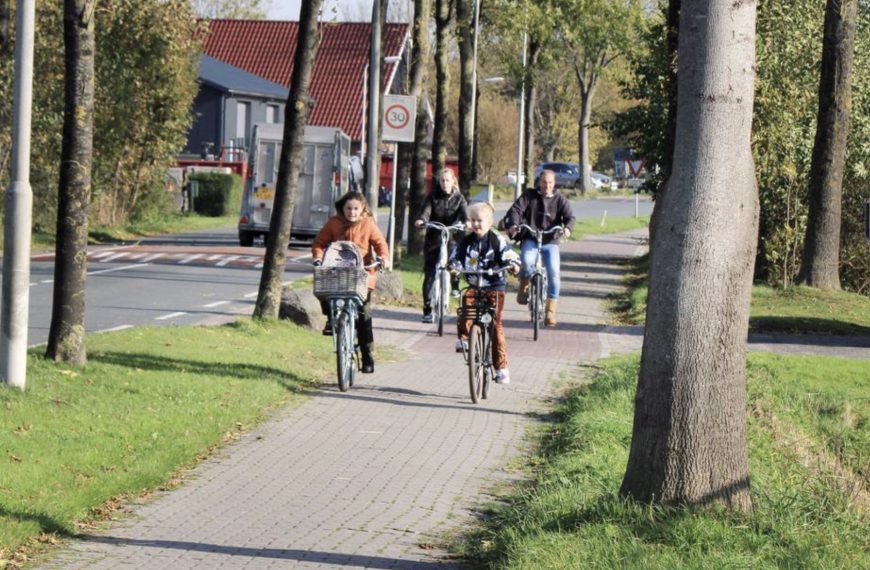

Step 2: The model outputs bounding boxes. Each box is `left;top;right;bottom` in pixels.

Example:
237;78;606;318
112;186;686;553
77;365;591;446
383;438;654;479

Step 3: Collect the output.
313;266;369;301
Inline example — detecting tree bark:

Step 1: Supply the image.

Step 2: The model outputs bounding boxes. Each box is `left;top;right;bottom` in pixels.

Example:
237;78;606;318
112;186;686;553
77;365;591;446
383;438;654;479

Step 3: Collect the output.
456;0;473;196
432;0;452;174
798;0;857;290
46;0;96;364
576;81;595;195
620;0;758;512
407;0;431;256
253;0;323;318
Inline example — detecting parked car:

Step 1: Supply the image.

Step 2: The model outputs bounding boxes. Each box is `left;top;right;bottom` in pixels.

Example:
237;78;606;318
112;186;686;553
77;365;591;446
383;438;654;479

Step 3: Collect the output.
590;171;618;191
499;170;526;186
533;162;581;189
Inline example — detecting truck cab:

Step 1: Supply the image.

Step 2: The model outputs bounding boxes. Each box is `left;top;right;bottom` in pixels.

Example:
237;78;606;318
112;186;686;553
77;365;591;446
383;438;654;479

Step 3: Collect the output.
238;124;351;246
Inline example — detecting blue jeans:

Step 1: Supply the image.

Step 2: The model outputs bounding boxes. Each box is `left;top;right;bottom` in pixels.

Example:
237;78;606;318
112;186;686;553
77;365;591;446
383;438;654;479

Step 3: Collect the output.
520;239;560;299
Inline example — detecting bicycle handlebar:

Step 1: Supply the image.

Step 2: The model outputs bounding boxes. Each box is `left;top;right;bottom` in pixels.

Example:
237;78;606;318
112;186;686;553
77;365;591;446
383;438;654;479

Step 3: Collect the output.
453;265;515;276
423;221;466;233
516;224;564;237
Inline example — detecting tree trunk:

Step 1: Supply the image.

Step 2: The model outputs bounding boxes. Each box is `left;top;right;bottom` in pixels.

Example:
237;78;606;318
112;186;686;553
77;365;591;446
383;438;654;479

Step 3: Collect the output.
649;0;681;250
395;141;411;265
798;0;857;290
522;41;539;188
407;0;431;257
46;0;96;364
432;0;451;174
457;0;473;196
620;0;758;512
577;83;594;195
253;0;323;319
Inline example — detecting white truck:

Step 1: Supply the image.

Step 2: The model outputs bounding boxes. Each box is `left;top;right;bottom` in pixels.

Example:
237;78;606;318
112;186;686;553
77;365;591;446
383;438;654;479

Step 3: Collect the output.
238;123;352;246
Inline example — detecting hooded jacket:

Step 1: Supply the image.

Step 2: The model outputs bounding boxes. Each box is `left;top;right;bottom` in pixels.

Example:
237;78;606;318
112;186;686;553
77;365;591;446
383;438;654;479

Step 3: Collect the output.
312;214;389;289
417;187;468;252
502;188;576;245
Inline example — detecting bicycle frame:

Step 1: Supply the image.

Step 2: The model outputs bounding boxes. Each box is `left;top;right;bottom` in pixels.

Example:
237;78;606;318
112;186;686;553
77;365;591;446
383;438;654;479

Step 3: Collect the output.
424;221;465;336
517;224;563;340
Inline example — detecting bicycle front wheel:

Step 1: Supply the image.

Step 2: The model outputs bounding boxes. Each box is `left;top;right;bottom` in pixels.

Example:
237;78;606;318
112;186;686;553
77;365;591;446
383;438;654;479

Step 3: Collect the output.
468;325;486;404
335;311;355;392
437;269;450;336
531;273;544;341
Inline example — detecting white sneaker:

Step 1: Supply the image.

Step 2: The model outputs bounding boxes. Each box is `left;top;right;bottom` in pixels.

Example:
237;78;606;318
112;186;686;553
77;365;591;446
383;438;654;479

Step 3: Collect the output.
495;369;510;384
455;339;468;353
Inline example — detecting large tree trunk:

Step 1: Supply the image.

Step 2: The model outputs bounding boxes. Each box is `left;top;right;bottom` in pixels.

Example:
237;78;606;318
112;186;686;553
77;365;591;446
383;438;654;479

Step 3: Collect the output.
576;82;594;195
620;0;758;512
432;0;451;174
46;0;96;364
649;0;681;249
456;0;473;196
798;0;857;290
253;0;323;318
407;0;431;257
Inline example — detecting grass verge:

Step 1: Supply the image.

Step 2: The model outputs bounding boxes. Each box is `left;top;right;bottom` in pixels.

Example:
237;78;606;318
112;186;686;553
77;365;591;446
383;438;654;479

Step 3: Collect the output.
610;254;870;335
456;354;870;569
0;319;333;565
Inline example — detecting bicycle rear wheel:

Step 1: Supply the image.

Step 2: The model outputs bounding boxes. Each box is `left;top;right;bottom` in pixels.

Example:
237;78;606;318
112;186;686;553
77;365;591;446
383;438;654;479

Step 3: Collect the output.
335;311;354;392
468;325;486;404
531;273;544;341
437;269;450;337
481;329;491;400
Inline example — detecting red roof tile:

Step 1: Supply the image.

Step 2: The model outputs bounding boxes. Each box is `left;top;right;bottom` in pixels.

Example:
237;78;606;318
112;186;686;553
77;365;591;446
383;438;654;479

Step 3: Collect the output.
203;20;409;141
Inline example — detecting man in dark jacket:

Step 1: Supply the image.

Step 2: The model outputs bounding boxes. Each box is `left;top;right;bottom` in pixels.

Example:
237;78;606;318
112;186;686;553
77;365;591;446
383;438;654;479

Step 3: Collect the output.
502;169;576;326
414;169;468;322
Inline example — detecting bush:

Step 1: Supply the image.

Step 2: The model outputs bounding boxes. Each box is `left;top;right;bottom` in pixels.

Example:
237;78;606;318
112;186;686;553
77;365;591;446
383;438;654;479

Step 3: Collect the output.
189;172;236;217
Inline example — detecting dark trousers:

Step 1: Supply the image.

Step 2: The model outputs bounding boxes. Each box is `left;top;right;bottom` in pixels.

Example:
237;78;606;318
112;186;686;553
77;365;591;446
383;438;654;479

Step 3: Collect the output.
321;290;374;352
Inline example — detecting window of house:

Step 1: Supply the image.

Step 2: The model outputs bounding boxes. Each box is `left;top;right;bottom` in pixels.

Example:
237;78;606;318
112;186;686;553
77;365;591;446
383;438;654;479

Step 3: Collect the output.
236;101;251;146
266;104;280;124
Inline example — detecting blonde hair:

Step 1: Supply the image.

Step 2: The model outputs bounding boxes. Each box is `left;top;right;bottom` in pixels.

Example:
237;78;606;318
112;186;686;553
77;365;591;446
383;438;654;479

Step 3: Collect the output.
437;168;459;193
467;201;494;223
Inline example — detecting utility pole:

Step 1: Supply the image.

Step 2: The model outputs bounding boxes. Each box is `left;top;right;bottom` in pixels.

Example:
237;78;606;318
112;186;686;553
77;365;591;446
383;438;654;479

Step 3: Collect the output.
469;0;481;182
366;0;383;220
2;0;35;389
514;32;527;200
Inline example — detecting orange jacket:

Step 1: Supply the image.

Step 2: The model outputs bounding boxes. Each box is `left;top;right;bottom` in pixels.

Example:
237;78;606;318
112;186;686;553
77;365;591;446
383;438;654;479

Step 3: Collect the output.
312;214;390;289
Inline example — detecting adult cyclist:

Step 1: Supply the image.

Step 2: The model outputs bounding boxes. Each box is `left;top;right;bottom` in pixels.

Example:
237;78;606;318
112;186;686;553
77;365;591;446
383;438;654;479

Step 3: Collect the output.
502;169;576;327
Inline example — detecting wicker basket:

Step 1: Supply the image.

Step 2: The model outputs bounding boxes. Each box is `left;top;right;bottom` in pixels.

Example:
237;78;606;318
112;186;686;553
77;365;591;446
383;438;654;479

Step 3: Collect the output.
313;266;369;301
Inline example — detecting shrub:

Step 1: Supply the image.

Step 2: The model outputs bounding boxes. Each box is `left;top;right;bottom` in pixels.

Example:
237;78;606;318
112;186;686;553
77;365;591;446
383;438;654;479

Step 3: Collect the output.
189;172;237;217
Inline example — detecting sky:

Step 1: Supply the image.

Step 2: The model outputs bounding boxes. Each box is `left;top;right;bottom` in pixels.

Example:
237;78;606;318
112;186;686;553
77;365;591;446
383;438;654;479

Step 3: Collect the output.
267;0;374;21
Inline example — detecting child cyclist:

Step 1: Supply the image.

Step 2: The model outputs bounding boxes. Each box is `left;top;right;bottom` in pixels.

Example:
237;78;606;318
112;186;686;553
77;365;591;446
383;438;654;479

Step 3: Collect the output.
449;202;520;384
312;191;391;374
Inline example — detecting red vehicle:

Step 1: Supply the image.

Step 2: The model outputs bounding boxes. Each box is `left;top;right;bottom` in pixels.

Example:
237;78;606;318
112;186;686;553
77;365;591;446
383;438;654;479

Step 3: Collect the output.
378;156;459;201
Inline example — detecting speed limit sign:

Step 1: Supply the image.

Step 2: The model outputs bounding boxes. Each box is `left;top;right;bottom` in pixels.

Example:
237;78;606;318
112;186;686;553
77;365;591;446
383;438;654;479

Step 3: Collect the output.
382;95;416;143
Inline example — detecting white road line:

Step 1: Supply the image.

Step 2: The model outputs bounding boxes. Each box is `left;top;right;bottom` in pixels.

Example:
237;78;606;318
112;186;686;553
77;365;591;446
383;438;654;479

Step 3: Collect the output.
96;324;133;334
206;254;222;260
141;253;164;263
243;291;258;298
102;252;129;263
216;255;238;267
295;253;313;261
88;262;152;276
254;262;264;269
40;279;53;284
203;300;231;308
155;311;187;321
126;253;146;260
91;250;116;259
178;253;204;264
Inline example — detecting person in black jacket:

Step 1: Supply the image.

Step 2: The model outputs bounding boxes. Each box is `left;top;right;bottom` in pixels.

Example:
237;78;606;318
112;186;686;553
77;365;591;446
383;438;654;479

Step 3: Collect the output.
502;169;576;326
414;168;469;323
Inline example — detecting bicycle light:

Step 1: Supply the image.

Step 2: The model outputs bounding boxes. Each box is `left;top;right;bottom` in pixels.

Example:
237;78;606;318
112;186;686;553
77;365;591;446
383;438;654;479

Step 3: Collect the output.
481;313;492;324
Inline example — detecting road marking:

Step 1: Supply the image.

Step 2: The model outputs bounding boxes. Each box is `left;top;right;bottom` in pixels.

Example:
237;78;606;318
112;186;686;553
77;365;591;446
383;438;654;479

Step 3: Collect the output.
91;250;116;259
102;252;129;263
203;300;230;308
178;253;204;265
96;324;133;333
141;253;164;263
243;291;258;298
206;254;222;260
127;253;146;260
40;279;53;284
88;262;152;276
155;311;187;321
216;255;238;267
254;262;264;269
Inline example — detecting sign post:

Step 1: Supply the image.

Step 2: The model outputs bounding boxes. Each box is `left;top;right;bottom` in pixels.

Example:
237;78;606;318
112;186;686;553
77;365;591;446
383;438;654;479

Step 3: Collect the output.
382;95;417;265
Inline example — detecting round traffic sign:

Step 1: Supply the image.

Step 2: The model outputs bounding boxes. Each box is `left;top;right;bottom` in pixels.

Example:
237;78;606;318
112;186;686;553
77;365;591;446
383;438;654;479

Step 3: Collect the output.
385;103;411;130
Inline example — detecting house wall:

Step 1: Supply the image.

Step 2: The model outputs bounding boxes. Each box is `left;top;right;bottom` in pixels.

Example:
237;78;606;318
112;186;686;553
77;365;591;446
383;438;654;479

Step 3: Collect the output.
184;85;223;156
186;87;285;156
223;97;284;151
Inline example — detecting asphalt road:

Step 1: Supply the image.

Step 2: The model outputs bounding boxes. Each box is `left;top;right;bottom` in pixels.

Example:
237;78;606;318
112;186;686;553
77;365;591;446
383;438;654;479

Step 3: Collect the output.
13;196;653;347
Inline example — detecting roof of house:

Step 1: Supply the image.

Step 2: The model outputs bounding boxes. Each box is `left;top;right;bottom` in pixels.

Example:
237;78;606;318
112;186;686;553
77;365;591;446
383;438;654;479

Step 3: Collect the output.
202;19;410;141
199;54;288;100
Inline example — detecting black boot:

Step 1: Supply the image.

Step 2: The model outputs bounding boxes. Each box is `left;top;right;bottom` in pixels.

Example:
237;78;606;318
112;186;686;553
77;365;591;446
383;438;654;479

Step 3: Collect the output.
360;344;375;374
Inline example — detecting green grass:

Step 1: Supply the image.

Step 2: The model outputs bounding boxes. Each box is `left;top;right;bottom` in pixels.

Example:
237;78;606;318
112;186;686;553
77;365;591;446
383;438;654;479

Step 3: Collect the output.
0;319;333;563
569;215;650;240
610;255;870;335
456;354;870;569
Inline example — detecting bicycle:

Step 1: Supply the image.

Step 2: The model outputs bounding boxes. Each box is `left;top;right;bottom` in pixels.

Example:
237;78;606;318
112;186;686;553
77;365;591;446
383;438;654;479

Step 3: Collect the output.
516;224;563;341
315;257;382;392
455;266;512;404
423;221;466;336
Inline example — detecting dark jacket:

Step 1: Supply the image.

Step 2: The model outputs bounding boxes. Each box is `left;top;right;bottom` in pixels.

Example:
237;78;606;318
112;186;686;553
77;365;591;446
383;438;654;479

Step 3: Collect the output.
502;188;576;245
449;230;519;290
417;188;468;252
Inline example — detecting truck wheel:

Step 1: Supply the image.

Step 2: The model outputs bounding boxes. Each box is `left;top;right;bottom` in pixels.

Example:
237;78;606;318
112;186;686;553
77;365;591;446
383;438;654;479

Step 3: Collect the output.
239;231;254;247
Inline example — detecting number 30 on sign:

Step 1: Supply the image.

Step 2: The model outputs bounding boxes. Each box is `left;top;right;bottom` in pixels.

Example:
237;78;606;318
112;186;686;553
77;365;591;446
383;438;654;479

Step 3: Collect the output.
382;95;416;143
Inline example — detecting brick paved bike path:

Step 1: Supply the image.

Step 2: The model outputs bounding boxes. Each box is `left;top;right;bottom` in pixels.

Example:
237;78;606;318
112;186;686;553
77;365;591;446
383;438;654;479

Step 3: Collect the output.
33;232;647;569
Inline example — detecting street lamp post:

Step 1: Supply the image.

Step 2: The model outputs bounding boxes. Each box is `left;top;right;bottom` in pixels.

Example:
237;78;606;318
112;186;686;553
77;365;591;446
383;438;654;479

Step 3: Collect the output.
515;32;527;200
469;0;482;180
